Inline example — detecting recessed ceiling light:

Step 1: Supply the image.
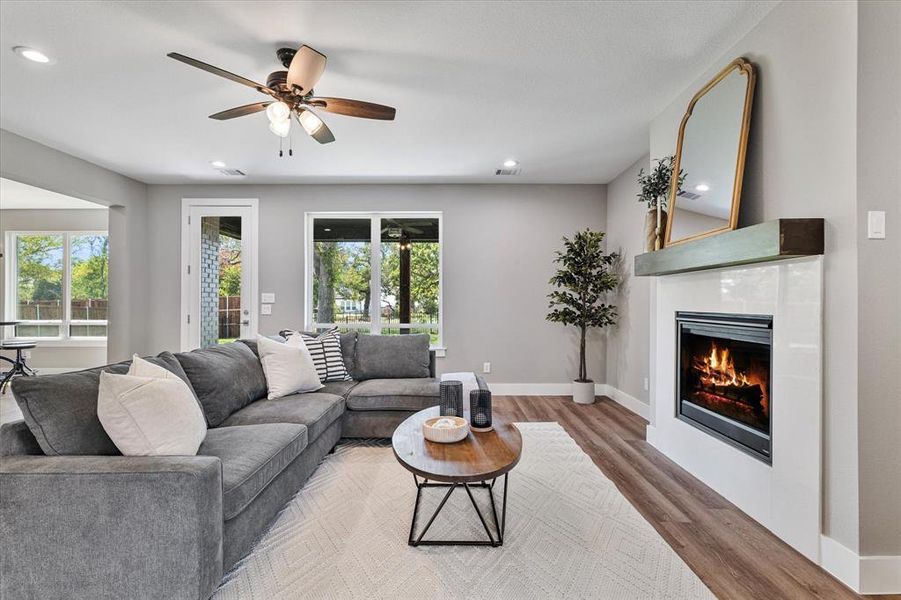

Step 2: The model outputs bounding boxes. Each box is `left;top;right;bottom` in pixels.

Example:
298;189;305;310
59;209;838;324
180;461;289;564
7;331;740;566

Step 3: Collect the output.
324;228;332;232
503;159;519;168
210;160;227;168
695;183;710;192
13;46;51;63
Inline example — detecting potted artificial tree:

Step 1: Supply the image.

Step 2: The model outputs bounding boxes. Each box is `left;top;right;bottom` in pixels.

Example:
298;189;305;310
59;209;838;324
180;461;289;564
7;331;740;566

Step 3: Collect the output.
546;229;620;404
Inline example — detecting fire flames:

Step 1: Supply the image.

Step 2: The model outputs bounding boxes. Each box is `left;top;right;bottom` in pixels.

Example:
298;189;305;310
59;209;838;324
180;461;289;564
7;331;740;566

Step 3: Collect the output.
700;344;747;387
692;342;769;415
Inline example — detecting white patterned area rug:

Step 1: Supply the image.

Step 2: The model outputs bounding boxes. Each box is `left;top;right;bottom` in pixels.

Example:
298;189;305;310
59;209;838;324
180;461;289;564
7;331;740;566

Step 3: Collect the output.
213;422;713;600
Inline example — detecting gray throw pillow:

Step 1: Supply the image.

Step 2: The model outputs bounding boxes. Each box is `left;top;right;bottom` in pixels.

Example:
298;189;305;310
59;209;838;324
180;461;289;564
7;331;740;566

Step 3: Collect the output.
339;332;357;377
175;342;268;427
354;334;430;380
11;352;196;456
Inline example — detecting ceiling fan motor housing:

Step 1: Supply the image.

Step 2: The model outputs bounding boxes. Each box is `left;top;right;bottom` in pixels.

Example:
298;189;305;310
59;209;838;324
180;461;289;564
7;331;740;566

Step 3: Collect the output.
276;47;296;69
266;70;289;93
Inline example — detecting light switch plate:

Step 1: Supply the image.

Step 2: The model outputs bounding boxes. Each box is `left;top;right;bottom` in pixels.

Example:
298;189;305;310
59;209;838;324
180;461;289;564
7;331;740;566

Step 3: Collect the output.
483;362;491;373
261;304;272;315
868;211;886;239
261;292;276;303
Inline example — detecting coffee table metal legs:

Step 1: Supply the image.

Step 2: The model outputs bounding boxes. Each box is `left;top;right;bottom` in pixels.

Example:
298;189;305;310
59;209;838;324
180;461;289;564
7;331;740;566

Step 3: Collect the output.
407;473;508;547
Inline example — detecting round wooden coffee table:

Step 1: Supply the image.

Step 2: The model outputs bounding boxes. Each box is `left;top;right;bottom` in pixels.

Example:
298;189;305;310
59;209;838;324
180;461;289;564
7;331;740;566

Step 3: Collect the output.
392;406;522;547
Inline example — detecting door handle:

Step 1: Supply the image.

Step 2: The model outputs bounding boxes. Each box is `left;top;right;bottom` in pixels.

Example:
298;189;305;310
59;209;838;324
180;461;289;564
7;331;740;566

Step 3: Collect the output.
242;320;250;326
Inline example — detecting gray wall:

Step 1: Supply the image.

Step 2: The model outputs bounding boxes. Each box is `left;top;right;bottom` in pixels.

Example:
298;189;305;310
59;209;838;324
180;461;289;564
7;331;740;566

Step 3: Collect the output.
605;155;650;404
649;0;862;552
145;184;608;384
0;130;150;362
857;0;901;557
0;209;109;368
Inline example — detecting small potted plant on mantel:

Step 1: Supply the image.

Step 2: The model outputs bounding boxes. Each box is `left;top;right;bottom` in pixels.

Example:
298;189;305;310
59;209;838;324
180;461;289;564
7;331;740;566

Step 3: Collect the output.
637;155;686;252
546;229;620;404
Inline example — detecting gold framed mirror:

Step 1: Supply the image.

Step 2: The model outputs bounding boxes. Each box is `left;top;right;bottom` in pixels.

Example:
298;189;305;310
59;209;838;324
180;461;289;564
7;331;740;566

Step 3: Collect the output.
664;57;756;246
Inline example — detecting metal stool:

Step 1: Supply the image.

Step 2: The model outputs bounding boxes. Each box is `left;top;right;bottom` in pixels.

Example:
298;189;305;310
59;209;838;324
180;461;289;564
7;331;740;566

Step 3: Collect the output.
0;340;37;394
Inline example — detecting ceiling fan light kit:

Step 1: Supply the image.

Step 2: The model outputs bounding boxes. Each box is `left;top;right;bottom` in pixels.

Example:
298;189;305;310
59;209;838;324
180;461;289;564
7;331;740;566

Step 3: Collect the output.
167;44;396;154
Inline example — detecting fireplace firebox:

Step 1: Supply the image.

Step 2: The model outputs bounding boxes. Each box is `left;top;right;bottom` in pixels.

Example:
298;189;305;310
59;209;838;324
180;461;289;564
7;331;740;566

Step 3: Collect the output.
676;312;773;463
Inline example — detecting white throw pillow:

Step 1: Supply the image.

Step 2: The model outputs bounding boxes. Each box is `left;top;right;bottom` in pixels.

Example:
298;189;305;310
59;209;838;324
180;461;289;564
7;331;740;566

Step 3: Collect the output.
257;334;323;399
97;356;207;456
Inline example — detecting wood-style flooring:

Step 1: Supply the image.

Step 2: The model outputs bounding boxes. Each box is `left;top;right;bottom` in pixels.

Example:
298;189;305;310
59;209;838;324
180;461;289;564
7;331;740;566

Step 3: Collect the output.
493;395;882;600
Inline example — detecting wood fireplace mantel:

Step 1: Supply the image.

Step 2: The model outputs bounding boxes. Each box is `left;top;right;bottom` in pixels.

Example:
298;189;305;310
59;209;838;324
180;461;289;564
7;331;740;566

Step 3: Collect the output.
634;218;824;277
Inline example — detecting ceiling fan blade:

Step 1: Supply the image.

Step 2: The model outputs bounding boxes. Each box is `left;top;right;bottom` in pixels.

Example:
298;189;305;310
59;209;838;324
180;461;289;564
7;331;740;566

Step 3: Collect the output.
287;45;326;95
209;101;272;120
295;108;335;144
167;52;275;95
308;97;396;120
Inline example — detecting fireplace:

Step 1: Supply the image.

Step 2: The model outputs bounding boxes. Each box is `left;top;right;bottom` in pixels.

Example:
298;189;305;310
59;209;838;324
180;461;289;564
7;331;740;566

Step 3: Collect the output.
676;312;773;463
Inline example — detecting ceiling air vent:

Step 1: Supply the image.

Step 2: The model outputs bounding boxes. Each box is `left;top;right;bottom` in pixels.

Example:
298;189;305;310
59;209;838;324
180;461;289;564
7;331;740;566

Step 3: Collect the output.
495;167;522;176
217;168;246;177
677;190;701;200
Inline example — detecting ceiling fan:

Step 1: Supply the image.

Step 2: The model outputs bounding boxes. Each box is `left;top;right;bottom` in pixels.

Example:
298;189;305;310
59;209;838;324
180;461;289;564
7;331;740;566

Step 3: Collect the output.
167;45;396;146
381;219;433;238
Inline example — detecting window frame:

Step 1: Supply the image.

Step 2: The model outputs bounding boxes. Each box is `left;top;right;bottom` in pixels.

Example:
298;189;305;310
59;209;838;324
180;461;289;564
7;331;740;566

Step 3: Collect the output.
304;211;444;353
4;230;109;346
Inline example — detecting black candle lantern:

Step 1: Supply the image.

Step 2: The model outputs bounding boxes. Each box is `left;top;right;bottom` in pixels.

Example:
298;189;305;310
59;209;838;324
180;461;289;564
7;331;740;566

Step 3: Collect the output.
470;389;493;432
439;380;464;417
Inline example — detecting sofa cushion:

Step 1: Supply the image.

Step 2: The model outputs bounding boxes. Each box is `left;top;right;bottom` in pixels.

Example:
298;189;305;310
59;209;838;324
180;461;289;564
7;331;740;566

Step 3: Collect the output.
220;393;345;443
339;332;357;377
319;380;359;399
237;335;286;357
175;342;268;427
346;378;440;411
11;353;197;456
353;334;430;380
197;423;307;520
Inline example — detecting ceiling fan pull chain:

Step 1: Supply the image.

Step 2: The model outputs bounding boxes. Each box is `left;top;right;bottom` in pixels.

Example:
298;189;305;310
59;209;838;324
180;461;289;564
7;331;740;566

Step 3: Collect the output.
289;132;294;157
279;135;283;158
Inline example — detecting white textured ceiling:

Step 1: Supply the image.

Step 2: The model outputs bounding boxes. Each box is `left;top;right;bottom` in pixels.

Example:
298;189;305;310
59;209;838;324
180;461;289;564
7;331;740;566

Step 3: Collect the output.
0;177;107;209
0;1;777;184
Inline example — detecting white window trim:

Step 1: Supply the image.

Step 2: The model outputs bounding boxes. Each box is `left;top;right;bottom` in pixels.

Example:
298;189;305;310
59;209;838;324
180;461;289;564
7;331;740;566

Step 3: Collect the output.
4;230;109;346
304;211;444;353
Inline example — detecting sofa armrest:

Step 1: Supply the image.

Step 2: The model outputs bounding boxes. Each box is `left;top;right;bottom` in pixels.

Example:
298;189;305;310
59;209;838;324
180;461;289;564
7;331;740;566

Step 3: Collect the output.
1;455;223;600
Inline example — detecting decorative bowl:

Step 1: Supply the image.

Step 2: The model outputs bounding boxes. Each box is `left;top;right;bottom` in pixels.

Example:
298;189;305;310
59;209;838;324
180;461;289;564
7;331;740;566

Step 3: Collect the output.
422;416;469;443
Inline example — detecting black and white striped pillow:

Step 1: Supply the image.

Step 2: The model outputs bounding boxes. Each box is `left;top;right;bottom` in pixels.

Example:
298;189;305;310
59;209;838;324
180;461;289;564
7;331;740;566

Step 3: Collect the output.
285;328;351;382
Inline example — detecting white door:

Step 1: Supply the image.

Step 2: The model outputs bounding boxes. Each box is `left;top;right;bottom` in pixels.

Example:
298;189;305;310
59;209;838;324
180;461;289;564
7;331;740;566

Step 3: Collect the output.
182;201;258;350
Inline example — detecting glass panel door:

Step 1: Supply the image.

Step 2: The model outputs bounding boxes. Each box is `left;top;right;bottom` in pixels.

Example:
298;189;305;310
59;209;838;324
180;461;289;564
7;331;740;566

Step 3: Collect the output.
185;205;256;349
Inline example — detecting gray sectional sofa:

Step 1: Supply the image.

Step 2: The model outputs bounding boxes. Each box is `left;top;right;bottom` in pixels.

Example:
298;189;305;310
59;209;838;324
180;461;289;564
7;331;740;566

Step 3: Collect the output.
0;332;463;600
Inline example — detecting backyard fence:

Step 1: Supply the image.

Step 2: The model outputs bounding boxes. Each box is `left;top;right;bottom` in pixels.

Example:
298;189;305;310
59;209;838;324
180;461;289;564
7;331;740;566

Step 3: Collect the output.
219;295;241;340
16;299;109;321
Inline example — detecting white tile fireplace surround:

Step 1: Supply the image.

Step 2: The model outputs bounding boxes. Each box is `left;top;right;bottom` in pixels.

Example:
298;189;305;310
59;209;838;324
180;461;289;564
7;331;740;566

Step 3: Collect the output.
647;256;823;561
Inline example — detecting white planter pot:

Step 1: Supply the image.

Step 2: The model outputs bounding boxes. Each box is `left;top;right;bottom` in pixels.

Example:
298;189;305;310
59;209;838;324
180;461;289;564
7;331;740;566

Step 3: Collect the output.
572;380;596;405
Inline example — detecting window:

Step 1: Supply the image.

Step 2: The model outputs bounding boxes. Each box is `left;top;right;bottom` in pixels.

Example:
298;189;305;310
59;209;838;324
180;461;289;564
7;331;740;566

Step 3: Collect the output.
6;232;108;341
306;213;442;347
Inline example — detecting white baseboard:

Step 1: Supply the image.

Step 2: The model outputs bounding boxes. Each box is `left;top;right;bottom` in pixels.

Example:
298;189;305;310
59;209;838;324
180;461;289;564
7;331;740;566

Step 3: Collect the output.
488;383;650;420
599;384;650;420
820;535;901;594
489;383;591;396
